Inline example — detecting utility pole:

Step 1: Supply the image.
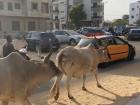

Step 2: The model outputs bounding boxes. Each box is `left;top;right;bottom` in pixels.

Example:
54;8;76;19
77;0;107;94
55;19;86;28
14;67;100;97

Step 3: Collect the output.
66;0;69;29
50;0;53;31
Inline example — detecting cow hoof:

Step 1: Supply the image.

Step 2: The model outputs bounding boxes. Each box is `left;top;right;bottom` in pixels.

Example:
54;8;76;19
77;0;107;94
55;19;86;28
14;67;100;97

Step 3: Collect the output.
68;95;74;100
82;87;87;91
54;95;59;101
97;84;103;88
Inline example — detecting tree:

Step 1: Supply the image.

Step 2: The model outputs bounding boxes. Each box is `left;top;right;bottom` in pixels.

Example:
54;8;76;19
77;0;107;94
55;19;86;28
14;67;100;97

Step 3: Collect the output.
69;4;86;29
112;19;128;26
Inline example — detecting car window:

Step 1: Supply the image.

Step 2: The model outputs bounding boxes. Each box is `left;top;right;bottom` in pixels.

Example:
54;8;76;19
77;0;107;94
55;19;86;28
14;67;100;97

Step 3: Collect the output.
55;31;65;35
98;38;109;47
77;38;99;48
114;37;125;45
132;30;140;34
66;30;79;35
27;32;39;38
40;33;55;38
107;37;115;45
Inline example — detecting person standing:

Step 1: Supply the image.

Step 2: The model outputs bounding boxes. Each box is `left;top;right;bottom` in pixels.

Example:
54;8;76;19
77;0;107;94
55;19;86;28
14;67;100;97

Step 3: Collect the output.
3;35;15;57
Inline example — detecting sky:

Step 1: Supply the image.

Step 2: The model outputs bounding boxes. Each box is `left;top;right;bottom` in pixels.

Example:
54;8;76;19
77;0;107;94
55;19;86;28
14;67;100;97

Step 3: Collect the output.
103;0;139;21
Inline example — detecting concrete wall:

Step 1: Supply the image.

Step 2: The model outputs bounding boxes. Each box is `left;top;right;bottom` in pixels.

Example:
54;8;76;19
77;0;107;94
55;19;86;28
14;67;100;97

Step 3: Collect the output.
129;2;140;25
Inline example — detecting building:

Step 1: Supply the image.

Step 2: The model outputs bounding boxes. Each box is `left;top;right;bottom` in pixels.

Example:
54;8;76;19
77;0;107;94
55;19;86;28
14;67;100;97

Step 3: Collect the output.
0;0;51;37
83;0;104;27
129;1;140;25
52;0;104;29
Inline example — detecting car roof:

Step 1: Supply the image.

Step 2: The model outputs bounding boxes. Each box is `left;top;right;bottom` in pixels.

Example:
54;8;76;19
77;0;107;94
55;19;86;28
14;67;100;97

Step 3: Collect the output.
81;35;113;39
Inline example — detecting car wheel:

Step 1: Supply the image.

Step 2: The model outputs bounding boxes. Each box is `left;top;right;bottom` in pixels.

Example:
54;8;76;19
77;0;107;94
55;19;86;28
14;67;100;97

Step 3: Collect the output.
127;47;135;61
69;39;77;46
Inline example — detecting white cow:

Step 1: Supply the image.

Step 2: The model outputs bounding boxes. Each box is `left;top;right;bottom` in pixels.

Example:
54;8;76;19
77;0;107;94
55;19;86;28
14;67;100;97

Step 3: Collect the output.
50;44;110;100
0;51;62;105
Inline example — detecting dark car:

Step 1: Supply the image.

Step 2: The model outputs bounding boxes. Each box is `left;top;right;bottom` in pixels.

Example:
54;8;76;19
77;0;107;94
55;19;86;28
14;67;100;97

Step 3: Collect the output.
76;35;135;61
127;29;140;41
26;31;60;52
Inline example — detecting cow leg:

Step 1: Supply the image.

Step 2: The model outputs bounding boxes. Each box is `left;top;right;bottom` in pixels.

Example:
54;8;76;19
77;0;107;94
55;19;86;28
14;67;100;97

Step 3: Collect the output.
82;74;87;91
67;76;73;99
52;74;63;101
2;101;8;105
21;99;31;105
93;68;102;88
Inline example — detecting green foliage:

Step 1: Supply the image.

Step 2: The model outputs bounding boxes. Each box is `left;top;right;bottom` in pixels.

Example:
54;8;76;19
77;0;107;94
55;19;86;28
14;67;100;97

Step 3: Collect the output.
69;4;86;29
112;19;128;26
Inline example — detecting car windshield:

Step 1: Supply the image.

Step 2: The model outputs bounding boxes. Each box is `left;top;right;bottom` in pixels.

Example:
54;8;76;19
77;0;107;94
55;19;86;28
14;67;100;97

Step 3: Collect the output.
66;30;80;35
77;38;100;48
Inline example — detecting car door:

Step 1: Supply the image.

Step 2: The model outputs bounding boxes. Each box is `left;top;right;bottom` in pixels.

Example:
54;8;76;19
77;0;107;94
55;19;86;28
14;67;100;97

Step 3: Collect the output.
107;37;129;61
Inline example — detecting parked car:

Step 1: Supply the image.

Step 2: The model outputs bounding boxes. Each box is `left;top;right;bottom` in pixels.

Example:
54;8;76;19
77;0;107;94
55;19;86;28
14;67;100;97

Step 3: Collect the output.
26;31;60;52
76;35;135;62
53;30;84;45
79;27;112;37
127;29;140;41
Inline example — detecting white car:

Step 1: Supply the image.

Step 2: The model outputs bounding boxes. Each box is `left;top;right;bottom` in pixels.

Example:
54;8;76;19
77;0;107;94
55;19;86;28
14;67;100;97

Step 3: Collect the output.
53;30;84;45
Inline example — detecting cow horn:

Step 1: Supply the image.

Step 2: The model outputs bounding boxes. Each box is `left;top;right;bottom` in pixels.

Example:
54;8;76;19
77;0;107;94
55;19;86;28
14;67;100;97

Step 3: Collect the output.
44;48;53;62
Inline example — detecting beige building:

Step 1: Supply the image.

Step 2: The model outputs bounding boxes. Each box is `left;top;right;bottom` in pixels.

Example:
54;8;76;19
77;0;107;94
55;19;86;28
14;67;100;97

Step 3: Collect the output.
0;0;51;37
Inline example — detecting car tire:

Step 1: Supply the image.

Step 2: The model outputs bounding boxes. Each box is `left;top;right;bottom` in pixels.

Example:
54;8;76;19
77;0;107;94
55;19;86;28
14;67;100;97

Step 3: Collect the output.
69;39;77;46
127;47;135;61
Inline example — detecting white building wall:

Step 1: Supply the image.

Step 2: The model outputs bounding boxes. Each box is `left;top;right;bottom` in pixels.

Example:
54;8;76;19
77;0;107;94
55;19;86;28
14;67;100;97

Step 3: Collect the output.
0;0;51;37
129;1;140;25
83;0;92;20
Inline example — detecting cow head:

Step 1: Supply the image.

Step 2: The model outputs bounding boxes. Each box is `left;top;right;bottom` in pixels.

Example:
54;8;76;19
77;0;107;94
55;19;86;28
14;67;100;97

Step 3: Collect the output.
87;43;110;63
97;47;110;63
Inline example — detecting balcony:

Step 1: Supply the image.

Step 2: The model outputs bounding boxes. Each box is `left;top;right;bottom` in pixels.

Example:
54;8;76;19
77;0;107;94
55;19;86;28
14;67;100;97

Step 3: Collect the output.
92;16;103;20
91;5;103;12
53;8;59;14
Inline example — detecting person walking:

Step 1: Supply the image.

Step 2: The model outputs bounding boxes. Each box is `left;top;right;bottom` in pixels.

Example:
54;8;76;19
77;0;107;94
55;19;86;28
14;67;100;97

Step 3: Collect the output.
3;35;15;57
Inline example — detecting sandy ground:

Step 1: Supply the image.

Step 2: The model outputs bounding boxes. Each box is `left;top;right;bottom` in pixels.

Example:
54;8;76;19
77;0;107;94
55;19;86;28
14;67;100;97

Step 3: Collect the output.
0;39;140;105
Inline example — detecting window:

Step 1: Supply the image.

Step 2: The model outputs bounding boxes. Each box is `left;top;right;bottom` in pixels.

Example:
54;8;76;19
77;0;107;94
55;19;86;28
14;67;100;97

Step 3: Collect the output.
15;3;20;9
98;38;109;46
61;11;64;13
131;15;134;19
0;22;1;31
28;21;36;31
93;3;97;7
12;21;20;31
0;2;4;10
114;38;125;45
31;2;38;10
60;2;64;4
55;16;58;20
8;2;13;11
41;3;49;13
132;8;135;11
